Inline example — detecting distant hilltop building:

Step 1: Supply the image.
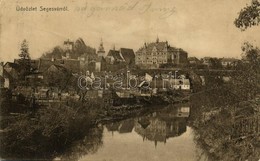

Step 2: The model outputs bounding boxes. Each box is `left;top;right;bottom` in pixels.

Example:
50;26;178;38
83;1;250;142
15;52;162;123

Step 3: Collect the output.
64;39;74;50
135;37;188;68
63;39;74;59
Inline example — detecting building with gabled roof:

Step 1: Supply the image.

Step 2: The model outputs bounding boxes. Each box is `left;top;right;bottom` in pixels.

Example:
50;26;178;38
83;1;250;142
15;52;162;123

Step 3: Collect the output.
42;64;72;87
135;37;188;68
36;58;80;74
3;62;20;80
106;47;135;66
120;48;135;66
106;49;124;64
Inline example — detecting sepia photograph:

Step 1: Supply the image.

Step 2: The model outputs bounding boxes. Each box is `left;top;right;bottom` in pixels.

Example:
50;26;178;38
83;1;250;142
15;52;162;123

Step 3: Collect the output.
0;0;260;160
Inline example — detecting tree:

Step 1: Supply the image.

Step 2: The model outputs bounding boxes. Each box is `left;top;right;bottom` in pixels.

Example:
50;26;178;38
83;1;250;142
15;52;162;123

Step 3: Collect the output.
17;39;31;79
44;66;73;92
41;46;64;59
209;58;222;69
230;42;260;100
19;39;30;60
234;0;260;30
233;1;260;99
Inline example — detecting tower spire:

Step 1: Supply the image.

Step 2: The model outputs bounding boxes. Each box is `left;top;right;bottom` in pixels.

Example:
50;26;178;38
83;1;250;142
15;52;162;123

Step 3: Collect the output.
156;35;159;43
113;44;116;50
98;38;104;52
97;38;105;57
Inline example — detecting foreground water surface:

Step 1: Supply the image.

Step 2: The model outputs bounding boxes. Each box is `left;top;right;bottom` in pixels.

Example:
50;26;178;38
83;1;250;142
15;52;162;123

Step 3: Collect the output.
62;91;259;161
78;107;200;161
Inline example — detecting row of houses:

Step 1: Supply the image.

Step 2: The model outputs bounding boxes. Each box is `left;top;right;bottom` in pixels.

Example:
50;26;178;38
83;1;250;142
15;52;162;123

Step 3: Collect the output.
61;39;136;72
97;37;189;70
1;37;238;90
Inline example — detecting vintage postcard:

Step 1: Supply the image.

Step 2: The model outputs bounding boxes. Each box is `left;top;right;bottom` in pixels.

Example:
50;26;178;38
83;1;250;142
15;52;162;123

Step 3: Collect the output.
0;0;259;161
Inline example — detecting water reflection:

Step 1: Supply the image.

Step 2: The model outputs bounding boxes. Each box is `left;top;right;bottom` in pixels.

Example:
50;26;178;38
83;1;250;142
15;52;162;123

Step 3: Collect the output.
105;106;190;146
62;126;104;161
64;91;260;161
135;107;189;146
75;105;197;161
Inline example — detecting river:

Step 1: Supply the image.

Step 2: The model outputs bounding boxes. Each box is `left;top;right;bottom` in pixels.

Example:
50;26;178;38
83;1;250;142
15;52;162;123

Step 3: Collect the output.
78;106;202;161
1;89;259;161
61;90;260;161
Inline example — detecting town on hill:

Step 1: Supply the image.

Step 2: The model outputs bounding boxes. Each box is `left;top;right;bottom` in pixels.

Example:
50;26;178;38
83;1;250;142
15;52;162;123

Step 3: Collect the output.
0;37;259;161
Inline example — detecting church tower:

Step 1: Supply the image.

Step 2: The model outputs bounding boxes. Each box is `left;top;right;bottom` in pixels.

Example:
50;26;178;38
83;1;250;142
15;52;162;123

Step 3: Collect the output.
156;35;159;43
97;38;106;57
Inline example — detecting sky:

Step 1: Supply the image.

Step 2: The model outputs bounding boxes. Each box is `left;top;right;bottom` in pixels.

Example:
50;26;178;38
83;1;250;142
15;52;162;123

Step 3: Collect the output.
0;0;260;62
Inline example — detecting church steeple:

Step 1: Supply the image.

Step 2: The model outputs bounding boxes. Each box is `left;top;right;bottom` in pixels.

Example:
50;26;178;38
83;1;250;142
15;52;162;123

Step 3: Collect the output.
156;35;159;43
98;38;104;52
113;44;116;50
97;38;105;57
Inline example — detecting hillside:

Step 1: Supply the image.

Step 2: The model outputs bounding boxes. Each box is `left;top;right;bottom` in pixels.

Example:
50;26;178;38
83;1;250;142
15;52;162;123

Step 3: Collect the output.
41;38;96;60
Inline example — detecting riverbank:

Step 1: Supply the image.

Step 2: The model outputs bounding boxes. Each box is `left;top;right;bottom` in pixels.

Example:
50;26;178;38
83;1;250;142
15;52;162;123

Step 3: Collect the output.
0;94;184;160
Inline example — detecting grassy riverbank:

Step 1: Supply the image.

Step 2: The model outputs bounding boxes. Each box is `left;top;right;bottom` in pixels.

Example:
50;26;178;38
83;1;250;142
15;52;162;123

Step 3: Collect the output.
0;98;104;160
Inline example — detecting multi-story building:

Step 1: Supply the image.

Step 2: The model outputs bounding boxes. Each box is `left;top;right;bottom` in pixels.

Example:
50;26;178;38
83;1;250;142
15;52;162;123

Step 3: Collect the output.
135;38;188;68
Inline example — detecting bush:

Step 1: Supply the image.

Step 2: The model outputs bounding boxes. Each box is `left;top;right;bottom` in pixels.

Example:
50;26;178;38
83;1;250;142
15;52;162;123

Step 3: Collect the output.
0;99;103;160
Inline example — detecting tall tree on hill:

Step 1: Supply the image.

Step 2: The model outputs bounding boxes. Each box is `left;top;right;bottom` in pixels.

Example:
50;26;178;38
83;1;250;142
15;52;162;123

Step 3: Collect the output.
18;39;31;79
19;39;30;60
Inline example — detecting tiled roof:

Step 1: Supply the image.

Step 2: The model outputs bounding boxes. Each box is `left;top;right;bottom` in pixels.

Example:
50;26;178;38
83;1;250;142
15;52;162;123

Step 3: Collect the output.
188;57;199;61
52;64;70;73
136;41;179;53
107;50;124;61
37;59;80;73
120;48;135;64
4;62;20;70
62;59;80;73
2;69;13;79
38;59;55;72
